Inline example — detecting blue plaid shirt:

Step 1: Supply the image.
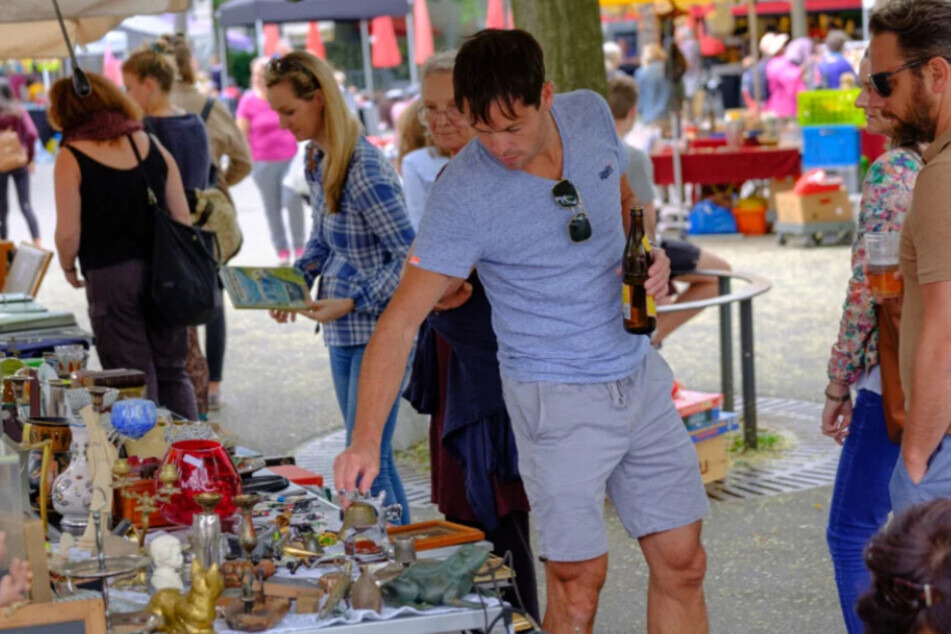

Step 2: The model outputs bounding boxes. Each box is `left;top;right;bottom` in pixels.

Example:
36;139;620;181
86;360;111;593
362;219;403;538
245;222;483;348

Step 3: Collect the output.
295;137;415;347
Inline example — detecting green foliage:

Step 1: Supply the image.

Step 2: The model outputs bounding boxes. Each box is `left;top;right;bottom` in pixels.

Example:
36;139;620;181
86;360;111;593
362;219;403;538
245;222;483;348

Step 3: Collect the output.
230;50;255;89
451;0;485;23
728;429;793;455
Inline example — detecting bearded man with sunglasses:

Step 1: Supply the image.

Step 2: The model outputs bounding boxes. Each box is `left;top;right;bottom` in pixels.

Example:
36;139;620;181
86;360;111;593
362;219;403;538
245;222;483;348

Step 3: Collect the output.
334;29;709;633
867;0;951;516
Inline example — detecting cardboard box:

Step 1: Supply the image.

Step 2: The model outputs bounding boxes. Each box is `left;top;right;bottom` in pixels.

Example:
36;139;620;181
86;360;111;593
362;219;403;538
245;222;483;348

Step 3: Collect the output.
674;390;724;419
775;189;852;225
695;435;728;484
768;176;796;212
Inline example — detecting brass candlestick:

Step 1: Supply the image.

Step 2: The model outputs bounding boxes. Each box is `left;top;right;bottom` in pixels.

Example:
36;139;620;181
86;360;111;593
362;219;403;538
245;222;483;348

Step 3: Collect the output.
113;459;181;555
232;493;260;561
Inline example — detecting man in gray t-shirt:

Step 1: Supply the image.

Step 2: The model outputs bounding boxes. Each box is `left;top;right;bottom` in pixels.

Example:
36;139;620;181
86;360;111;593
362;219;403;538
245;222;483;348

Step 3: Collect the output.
335;31;709;631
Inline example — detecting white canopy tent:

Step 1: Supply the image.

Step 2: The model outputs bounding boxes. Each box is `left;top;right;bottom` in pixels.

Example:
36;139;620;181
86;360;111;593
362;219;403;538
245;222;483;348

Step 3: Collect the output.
0;0;188;58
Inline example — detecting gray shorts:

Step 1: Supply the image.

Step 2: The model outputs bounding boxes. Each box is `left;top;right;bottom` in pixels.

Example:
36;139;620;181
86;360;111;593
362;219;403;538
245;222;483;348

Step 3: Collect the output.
890;434;951;516
501;348;709;562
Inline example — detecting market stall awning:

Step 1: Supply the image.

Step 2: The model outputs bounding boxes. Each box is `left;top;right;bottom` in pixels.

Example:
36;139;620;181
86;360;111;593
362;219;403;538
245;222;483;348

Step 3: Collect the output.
4;0;188;22
731;0;861;15
217;0;410;29
0;0;189;58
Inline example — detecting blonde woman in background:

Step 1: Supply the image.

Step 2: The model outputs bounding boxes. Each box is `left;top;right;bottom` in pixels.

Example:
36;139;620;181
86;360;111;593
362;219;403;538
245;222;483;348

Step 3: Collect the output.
265;52;415;523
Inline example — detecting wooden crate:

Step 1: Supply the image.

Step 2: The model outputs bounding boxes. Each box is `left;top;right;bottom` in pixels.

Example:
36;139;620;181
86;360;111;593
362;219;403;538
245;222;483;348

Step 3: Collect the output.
695;435;728;484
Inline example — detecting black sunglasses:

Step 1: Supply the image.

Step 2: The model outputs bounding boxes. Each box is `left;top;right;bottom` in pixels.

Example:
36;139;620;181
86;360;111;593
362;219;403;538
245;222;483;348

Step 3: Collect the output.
869;58;931;97
266;56;321;90
552;180;593;244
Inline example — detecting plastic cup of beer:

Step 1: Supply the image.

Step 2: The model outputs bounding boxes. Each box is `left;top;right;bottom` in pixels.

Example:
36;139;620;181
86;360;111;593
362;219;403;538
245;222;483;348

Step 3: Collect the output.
865;232;902;300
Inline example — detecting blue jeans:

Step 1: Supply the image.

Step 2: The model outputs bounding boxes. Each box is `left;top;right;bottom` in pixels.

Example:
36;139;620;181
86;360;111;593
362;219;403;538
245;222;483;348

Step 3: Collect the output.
826;389;899;634
328;344;410;525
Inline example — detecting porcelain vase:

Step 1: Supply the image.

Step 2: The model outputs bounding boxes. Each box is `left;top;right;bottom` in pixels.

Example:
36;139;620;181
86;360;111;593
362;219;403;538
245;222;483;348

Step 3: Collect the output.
51;421;93;535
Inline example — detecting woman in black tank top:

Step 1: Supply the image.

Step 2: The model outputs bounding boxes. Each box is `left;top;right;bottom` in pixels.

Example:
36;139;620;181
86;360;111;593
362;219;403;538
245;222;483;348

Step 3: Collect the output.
49;72;198;420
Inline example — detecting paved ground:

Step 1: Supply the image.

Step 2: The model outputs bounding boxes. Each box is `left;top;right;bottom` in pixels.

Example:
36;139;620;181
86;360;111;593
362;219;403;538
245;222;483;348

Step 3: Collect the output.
19;159;857;632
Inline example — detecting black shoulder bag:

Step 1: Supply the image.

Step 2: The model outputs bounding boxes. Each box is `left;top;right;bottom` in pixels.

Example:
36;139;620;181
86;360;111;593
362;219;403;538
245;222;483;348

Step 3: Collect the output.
128;134;221;327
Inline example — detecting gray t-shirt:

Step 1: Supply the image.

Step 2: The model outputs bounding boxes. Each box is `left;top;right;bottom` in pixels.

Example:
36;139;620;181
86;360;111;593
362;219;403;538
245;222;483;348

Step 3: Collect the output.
412;90;648;383
625;143;655;207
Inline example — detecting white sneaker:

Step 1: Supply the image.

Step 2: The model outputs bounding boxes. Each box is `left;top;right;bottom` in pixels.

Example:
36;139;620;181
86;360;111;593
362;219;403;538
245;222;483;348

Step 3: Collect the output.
208;393;222;411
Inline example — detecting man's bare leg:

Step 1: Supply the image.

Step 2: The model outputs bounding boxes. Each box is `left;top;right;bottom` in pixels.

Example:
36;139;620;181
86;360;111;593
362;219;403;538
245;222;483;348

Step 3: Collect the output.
542;554;608;634
640;520;708;634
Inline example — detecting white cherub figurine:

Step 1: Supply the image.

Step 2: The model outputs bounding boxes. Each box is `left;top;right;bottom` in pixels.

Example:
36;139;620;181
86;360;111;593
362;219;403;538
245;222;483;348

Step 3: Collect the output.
149;535;184;592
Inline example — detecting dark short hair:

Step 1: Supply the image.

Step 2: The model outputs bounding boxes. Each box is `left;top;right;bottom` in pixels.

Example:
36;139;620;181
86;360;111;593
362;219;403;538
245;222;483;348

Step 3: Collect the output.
870;0;951;64
454;29;545;125
857;499;951;634
607;75;638;119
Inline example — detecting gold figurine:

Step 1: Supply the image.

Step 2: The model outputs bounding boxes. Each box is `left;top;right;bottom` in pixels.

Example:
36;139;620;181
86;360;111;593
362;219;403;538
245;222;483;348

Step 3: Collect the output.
147;559;223;634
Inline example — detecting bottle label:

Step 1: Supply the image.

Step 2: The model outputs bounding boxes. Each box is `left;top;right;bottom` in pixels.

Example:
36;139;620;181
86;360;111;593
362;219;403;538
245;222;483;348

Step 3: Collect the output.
642;236;652;252
647;295;657;318
622;284;631;319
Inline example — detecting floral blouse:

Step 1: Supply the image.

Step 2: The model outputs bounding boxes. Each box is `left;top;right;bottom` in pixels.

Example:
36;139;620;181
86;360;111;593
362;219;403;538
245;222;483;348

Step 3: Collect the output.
827;147;922;384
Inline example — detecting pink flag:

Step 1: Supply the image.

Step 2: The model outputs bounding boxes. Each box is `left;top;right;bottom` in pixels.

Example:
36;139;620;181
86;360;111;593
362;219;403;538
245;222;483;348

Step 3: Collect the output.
371;16;402;68
306;22;326;59
263;23;281;57
103;43;123;87
506;7;515;29
414;0;435;65
486;0;505;29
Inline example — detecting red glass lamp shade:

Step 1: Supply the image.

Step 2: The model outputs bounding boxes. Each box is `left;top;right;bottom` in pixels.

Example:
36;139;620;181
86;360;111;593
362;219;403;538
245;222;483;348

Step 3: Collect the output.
158;440;241;526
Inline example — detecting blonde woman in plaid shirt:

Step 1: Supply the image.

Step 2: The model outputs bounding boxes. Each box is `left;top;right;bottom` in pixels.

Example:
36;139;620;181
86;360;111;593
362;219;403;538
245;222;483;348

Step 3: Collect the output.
266;52;415;523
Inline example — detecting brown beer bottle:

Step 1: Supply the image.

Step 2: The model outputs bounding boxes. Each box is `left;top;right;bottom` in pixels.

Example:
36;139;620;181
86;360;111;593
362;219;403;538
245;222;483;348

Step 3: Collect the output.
622;207;656;335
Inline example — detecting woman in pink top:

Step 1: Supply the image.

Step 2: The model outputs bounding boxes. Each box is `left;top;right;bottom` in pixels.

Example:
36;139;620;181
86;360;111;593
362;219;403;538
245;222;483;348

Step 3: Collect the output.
766;37;811;118
237;58;301;263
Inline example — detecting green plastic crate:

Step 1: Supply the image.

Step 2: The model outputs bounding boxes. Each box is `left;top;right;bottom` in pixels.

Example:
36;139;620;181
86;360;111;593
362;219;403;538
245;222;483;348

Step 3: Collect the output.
797;89;866;127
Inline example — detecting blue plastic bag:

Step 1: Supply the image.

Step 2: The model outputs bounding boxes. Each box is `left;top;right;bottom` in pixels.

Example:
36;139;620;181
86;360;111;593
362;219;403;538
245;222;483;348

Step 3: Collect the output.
688;199;738;235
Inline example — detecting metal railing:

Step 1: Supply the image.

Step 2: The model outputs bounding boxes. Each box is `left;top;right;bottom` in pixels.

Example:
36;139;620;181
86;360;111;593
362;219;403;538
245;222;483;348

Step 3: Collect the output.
658;270;773;449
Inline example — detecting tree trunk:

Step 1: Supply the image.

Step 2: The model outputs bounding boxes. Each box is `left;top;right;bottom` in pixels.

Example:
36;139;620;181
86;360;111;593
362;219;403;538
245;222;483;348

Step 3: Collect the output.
511;0;606;97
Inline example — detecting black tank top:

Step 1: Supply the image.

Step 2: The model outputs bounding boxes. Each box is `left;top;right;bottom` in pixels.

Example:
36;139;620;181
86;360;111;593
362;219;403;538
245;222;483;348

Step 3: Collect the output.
66;136;168;272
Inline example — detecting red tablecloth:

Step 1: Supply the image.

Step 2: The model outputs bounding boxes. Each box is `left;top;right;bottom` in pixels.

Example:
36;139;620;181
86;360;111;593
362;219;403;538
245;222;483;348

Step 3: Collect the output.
651;146;802;186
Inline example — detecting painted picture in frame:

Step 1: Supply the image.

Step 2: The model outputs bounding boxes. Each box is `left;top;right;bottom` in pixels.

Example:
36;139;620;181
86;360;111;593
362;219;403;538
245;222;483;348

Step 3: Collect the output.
220;267;311;310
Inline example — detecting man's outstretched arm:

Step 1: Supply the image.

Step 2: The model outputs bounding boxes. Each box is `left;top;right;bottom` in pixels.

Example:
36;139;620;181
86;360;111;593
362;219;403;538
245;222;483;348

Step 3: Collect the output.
333;264;459;493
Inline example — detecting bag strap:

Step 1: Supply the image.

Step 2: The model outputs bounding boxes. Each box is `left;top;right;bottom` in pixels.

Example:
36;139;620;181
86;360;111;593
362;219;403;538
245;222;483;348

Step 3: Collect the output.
128;133;159;208
200;97;215;123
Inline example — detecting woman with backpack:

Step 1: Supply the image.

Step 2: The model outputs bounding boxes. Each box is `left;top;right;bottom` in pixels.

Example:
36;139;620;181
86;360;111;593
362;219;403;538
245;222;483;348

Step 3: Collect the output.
122;47;213;418
0;78;41;247
50;72;198;419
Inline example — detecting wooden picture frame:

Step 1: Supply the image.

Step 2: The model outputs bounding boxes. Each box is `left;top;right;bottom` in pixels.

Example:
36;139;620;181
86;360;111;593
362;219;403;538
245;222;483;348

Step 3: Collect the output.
2;243;52;297
387;520;485;551
0;597;106;633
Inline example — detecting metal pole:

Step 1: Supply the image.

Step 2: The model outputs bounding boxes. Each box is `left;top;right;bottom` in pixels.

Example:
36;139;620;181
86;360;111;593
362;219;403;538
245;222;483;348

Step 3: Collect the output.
740;299;758;449
748;0;762;106
791;0;807;40
255;19;264;55
406;0;419;87
218;25;230;93
718;276;734;413
359;19;380;134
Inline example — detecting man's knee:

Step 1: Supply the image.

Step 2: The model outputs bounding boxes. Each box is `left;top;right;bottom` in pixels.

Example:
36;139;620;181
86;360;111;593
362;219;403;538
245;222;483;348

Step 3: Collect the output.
652;542;707;593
